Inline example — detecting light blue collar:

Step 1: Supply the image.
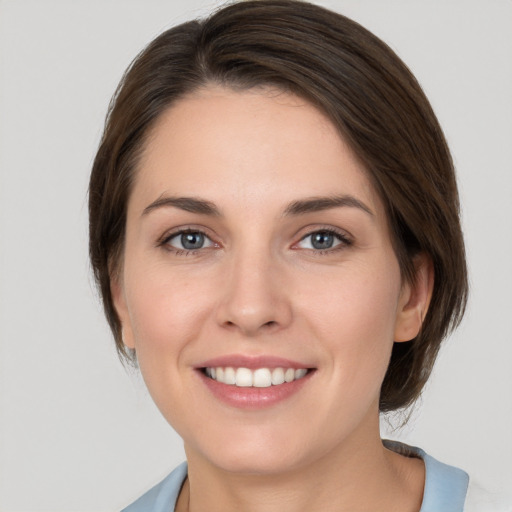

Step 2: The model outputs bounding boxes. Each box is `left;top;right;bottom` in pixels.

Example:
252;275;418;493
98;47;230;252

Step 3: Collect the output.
123;441;469;511
384;440;469;512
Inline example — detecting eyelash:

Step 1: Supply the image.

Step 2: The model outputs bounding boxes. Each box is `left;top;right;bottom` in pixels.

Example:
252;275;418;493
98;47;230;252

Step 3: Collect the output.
159;227;353;256
296;228;353;255
159;228;216;257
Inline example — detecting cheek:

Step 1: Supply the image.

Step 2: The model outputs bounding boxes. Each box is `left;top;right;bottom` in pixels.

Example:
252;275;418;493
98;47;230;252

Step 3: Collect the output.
298;260;401;386
124;261;217;364
302;258;400;329
123;261;222;422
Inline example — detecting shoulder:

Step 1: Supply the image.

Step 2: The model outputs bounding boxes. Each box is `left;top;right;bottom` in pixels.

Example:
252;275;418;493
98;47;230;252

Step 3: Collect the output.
383;440;512;511
121;462;188;512
384;440;469;512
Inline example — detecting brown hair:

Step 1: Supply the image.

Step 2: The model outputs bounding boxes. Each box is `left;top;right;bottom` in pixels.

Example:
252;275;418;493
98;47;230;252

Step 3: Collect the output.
89;0;468;412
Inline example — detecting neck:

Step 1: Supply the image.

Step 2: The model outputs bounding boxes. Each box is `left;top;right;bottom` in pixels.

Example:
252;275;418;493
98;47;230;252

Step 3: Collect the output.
177;415;424;512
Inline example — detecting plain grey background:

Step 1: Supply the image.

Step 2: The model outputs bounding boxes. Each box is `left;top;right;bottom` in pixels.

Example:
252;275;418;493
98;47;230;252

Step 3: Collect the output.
0;0;511;510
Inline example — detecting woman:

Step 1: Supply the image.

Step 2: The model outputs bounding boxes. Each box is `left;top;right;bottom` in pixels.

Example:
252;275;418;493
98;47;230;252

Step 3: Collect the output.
89;1;471;510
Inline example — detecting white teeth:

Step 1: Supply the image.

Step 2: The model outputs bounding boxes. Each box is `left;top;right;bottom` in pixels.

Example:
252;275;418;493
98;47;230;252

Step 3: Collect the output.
295;368;307;379
284;368;295;383
205;366;309;387
224;366;236;385
271;368;285;385
235;367;253;387
253;368;272;388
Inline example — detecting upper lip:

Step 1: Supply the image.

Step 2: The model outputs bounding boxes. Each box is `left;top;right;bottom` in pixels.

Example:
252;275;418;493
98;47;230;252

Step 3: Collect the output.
196;354;314;370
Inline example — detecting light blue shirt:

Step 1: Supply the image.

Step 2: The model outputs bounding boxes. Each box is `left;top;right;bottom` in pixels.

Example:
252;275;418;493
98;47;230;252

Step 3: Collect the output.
122;441;469;512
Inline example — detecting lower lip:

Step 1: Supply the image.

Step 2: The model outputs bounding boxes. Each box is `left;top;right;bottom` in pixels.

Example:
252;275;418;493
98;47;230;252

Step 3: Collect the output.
198;370;314;409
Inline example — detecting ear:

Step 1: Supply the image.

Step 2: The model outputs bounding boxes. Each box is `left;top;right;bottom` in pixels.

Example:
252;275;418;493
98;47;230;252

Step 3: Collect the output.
394;253;434;343
110;273;136;349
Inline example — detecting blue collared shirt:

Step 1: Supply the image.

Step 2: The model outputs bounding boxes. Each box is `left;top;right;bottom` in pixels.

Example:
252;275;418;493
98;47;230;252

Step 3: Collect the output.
122;441;469;512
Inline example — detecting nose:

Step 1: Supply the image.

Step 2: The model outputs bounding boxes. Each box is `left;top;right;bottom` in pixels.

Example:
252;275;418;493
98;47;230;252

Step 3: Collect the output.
215;247;293;337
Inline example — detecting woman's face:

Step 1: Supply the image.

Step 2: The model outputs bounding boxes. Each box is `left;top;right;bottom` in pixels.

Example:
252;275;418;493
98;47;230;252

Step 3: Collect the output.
114;86;422;474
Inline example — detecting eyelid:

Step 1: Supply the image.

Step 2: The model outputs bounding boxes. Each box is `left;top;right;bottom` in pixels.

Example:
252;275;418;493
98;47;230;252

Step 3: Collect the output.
157;224;352;255
292;226;353;251
158;226;219;252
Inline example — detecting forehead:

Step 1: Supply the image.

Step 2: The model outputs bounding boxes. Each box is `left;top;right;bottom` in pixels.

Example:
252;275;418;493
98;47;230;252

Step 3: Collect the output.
131;86;383;218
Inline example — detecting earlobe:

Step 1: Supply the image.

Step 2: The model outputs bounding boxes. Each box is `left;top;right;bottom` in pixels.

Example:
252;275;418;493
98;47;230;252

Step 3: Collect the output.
394;254;434;343
110;275;136;349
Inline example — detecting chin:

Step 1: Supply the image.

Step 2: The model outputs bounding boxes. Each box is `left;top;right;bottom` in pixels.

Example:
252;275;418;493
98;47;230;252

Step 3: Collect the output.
184;424;327;476
208;449;308;476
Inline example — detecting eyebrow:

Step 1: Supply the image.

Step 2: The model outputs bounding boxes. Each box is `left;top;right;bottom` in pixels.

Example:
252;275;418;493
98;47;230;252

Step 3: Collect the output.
142;196;221;217
283;195;374;217
142;194;374;218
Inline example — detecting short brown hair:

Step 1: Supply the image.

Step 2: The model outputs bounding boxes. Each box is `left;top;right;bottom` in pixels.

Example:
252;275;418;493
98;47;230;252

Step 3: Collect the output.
89;0;468;412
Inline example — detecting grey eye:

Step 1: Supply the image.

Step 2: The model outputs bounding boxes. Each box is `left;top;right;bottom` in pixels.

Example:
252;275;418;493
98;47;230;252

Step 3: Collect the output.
310;231;335;250
165;231;214;251
296;230;347;251
181;232;205;250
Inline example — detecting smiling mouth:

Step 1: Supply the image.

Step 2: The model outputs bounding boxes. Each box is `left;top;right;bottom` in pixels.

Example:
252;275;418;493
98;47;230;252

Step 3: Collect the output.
202;367;312;387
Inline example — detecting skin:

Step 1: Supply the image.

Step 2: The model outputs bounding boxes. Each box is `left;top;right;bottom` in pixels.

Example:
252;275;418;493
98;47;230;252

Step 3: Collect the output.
112;86;433;512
